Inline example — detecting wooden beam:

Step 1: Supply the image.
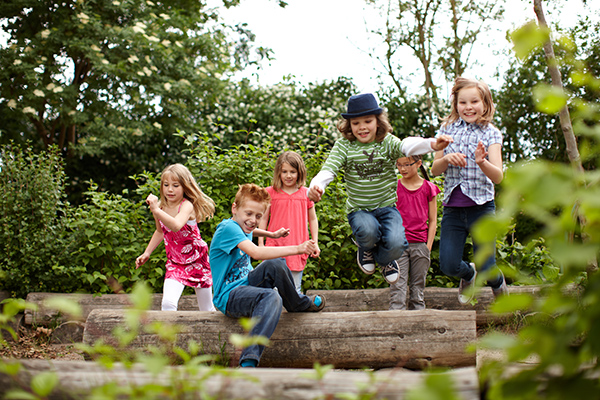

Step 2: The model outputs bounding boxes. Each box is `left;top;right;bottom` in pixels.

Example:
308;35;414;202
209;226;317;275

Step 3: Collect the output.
0;359;480;400
83;309;477;369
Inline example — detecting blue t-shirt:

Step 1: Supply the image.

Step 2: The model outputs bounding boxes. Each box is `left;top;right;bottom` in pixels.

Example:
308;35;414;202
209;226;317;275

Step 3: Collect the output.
209;218;254;313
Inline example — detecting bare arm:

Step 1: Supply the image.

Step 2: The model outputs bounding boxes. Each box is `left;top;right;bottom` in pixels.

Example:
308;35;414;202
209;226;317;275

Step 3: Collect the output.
237;239;316;261
426;197;438;251
308;206;320;257
476;142;503;184
253;227;290;238
136;228;164;268
257;204;271;246
430;150;467;176
147;194;194;232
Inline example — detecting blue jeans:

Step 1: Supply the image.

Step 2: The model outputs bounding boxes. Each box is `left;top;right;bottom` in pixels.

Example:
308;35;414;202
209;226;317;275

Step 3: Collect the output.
225;258;312;365
347;206;408;266
439;201;503;288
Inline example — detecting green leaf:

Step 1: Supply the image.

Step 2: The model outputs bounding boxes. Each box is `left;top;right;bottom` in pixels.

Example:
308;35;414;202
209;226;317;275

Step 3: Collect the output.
532;84;568;114
30;372;59;397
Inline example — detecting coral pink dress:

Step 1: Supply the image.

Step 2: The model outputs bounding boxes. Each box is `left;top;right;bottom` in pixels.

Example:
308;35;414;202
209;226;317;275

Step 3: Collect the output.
160;200;212;288
265;186;314;271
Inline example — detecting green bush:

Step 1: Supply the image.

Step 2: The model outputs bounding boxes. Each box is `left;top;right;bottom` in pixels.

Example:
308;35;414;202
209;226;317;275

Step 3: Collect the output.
0;143;75;297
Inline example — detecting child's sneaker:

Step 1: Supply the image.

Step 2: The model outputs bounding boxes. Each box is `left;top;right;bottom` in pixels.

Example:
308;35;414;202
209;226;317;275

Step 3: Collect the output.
306;294;326;312
356;246;376;275
380;260;400;284
492;274;508;299
458;263;477;304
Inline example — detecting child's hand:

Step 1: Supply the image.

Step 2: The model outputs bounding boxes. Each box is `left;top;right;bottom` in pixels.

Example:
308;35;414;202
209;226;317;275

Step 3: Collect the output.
298;239;317;255
432;135;453;151
308;186;323;203
444;152;467;168
311;243;321;258
135;253;149;269
146;194;159;211
475;141;488;165
272;228;290;238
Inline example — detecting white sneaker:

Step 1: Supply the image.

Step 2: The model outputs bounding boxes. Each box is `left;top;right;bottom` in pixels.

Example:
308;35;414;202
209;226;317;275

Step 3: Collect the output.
458;263;477;304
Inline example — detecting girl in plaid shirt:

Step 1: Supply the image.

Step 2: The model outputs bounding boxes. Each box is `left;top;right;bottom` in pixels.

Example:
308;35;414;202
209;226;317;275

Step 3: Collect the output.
431;77;508;304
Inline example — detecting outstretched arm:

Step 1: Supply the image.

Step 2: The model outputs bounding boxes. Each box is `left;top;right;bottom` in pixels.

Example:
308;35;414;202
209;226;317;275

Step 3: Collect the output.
237;238;316;260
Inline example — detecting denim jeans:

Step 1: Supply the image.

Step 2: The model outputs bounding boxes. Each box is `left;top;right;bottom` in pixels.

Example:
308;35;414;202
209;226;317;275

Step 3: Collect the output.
347;206;408;266
439;201;503;288
225;258;312;365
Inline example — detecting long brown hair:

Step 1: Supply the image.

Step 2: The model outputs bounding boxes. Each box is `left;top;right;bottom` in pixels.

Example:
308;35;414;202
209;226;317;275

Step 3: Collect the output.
336;111;393;143
272;151;307;192
159;164;215;222
442;77;495;127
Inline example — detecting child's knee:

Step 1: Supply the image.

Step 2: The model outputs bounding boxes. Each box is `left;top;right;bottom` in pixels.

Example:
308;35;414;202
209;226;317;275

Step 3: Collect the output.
161;298;178;311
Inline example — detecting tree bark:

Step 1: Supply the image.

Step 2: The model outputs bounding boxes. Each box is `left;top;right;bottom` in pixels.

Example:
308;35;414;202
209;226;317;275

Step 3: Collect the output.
83;309;477;369
0;360;480;400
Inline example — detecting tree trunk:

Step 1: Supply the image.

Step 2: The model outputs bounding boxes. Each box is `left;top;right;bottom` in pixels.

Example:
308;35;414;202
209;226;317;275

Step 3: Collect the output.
83;309;477;369
0;359;480;400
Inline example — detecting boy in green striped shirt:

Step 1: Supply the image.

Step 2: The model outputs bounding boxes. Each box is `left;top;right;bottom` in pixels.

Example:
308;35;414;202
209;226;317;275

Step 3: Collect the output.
308;93;452;284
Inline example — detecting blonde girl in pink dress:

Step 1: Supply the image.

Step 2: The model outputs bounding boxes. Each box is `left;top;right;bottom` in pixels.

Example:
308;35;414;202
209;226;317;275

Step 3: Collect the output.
136;164;216;311
258;151;320;293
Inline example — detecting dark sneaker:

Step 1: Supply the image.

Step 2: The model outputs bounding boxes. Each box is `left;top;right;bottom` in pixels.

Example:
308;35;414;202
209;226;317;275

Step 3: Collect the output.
306;294;326;312
492;274;508;299
380;260;400;284
458;262;477;304
356;246;376;275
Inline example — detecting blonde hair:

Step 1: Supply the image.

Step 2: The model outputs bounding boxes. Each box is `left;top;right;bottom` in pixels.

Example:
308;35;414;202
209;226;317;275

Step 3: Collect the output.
159;164;215;222
336;111;393;143
442;77;495;127
272;151;307;192
234;183;271;209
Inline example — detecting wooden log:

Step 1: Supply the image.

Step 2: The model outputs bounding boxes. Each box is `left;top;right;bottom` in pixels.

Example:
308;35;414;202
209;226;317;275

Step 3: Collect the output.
307;286;550;325
0;359;480;400
83;309;476;369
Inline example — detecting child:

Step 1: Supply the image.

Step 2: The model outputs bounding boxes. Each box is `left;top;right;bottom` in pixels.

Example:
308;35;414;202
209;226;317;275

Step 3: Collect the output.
258;151;320;294
430;77;508;304
136;164;216;312
210;183;325;368
389;155;440;310
308;93;452;284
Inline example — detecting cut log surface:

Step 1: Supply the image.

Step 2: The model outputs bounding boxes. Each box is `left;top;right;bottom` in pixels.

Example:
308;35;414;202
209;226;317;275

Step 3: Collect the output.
0;359;480;400
83;309;476;369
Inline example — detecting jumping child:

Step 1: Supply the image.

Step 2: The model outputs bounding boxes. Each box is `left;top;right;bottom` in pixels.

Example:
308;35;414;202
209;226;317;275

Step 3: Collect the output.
431;77;508;304
258;151;320;293
136;164;216;311
389;155;440;310
308;93;452;284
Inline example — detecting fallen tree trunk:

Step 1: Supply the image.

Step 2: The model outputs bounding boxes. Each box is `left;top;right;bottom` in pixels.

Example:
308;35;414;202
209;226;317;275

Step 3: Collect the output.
24;285;553;327
0;359;479;400
307;286;551;325
83;309;477;369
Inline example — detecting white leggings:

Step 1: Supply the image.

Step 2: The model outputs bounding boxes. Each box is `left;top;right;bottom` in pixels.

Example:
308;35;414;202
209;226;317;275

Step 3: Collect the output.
162;279;216;311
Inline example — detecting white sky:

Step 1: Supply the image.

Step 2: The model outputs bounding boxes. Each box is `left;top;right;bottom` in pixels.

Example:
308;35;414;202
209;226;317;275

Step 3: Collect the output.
216;0;599;95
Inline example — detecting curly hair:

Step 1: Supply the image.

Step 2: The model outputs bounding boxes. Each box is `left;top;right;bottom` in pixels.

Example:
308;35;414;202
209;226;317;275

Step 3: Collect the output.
234;183;271;209
336;111;393;143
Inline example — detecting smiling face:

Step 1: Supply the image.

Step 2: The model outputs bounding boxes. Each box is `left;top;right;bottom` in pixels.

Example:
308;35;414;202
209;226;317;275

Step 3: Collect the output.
350;115;378;144
280;162;299;191
231;199;267;234
161;174;184;206
457;86;485;124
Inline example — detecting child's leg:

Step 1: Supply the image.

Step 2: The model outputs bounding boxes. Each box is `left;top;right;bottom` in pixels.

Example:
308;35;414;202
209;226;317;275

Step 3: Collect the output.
374;207;409;266
407;243;430;310
467;202;504;289
162;279;185;311
439;207;472;280
389;250;410;310
226;285;283;366
291;271;303;294
248;258;313;312
194;287;216;311
347;209;380;252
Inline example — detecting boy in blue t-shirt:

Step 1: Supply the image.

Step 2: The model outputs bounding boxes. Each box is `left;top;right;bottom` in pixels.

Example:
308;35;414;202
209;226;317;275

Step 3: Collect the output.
210;183;325;368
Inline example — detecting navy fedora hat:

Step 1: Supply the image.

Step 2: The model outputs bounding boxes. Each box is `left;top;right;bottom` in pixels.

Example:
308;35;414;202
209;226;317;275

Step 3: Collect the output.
341;93;383;119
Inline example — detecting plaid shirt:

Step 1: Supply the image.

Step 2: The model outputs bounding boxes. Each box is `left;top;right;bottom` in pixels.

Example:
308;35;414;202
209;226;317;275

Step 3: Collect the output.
436;119;502;205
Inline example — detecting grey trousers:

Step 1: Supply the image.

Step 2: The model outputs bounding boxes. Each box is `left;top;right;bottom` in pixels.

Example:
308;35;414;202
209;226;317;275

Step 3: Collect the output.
389;243;430;310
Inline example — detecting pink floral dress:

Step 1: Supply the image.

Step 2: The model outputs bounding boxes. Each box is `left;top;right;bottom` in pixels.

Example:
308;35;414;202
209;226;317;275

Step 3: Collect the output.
160;200;212;288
